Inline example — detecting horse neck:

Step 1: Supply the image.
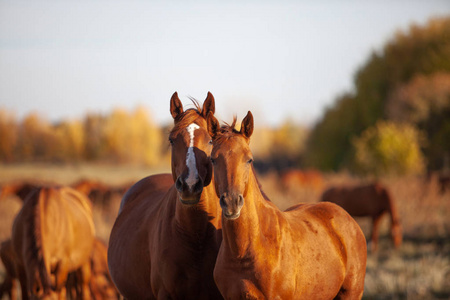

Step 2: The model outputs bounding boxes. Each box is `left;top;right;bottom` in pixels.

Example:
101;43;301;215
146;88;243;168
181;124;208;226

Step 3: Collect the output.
221;170;268;257
173;179;221;237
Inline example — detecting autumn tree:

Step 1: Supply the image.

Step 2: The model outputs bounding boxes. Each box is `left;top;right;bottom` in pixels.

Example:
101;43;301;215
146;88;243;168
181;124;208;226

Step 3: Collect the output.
0;109;18;162
352;121;425;176
386;72;450;170
305;17;450;172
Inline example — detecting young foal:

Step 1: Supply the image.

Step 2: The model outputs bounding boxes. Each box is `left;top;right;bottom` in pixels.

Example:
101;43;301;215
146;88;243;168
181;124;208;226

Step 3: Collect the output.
108;92;223;299
320;183;402;251
207;112;367;299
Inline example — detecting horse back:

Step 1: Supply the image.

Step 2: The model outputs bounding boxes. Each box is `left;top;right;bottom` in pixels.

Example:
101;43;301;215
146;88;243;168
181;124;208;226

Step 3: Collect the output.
284;202;367;295
321;183;390;217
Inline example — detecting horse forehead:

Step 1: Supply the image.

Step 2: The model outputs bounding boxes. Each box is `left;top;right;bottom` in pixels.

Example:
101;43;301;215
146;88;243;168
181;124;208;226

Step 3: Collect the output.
223;136;248;151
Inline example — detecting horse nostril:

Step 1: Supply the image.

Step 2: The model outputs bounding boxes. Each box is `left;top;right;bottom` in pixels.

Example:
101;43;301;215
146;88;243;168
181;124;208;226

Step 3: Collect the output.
220;195;226;208
175;177;183;192
238;194;244;207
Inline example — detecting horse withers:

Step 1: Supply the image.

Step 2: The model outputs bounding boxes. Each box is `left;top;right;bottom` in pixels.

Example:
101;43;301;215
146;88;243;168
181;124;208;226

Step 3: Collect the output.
207;112;367;299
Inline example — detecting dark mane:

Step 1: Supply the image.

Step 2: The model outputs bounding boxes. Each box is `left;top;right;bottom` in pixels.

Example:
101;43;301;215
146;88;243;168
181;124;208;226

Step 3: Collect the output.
170;99;206;136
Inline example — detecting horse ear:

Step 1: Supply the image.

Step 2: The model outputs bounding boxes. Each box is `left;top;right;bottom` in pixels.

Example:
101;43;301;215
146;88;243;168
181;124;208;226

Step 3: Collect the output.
170;92;183;121
240;111;254;139
207;112;220;139
202;92;215;118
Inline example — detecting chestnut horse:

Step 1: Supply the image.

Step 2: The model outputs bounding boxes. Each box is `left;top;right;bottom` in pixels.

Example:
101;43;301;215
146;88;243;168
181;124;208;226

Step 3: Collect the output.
320;183;402;251
207;112;367;299
108;92;223;299
280;168;323;192
11;186;95;299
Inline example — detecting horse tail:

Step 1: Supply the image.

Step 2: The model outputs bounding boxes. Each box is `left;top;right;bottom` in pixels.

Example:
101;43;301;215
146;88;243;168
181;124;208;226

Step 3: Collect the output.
25;188;52;295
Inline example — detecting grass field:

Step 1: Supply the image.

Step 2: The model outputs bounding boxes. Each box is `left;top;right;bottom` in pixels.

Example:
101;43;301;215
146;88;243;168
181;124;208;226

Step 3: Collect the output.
0;163;448;299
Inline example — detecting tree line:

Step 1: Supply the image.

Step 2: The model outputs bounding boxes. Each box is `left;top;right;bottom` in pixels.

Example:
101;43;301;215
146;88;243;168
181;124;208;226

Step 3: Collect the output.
304;16;450;176
0;106;308;169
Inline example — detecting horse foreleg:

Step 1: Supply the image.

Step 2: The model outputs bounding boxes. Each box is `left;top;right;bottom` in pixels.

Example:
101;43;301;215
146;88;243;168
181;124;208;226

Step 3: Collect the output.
370;214;384;252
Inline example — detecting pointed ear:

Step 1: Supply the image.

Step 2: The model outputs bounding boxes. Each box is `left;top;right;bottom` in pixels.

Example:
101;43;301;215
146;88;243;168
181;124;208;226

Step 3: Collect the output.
170;92;183;121
240;111;254;139
207;112;220;140
202;91;215;118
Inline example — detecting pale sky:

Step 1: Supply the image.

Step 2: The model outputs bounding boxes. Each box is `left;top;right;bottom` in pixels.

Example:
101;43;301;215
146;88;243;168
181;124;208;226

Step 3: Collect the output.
0;0;449;127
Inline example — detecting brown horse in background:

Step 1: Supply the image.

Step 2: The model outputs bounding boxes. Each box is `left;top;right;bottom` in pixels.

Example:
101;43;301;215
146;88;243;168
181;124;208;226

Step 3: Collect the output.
207;112;367;299
11;186;95;299
280;168;323;191
108;92;223;299
0;181;44;202
72;179;131;210
320;183;402;251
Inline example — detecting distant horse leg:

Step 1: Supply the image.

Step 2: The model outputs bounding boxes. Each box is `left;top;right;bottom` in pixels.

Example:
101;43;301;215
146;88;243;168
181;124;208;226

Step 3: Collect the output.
370;213;384;252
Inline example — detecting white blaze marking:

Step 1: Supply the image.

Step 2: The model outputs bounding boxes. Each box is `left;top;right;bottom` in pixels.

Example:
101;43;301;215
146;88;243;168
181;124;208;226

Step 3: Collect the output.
185;123;200;190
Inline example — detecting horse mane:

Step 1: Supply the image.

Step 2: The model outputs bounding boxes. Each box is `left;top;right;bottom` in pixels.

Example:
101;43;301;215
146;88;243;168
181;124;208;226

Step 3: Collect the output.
26;187;52;293
170;99;207;137
213;116;241;144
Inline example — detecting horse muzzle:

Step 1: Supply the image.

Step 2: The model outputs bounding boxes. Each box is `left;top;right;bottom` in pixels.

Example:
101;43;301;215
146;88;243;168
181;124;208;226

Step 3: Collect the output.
220;193;244;220
175;176;204;205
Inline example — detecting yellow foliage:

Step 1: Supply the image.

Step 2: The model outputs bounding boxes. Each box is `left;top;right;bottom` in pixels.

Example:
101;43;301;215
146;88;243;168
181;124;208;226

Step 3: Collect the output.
353;121;426;176
102;107;162;166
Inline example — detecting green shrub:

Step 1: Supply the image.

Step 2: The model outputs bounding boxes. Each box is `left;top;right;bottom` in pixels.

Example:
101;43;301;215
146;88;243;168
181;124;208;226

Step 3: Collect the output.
352;121;425;176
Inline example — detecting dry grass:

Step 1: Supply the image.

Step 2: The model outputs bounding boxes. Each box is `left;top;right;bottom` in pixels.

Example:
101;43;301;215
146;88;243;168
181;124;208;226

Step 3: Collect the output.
0;163;449;299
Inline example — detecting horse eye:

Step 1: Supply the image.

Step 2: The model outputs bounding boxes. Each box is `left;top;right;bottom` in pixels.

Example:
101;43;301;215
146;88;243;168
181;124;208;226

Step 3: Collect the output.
209;140;213;145
210;158;216;165
168;138;174;145
247;158;253;164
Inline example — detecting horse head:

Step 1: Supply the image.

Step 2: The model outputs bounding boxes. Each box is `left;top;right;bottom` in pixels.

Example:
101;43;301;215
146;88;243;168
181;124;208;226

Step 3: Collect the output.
207;111;254;220
169;92;215;205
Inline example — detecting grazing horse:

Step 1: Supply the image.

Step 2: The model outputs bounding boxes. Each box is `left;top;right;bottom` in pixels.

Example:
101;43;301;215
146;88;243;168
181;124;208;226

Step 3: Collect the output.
108;92;223;299
11;186;95;299
280;168;323;192
207;112;367;299
320;183;402;251
0;181;42;202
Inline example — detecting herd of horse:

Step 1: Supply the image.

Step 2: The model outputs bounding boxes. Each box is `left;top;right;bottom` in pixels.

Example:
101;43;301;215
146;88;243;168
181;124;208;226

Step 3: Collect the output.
0;92;407;299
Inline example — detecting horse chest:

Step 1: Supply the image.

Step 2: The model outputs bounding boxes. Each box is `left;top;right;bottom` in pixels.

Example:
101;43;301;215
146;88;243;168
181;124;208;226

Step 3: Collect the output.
151;234;219;298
